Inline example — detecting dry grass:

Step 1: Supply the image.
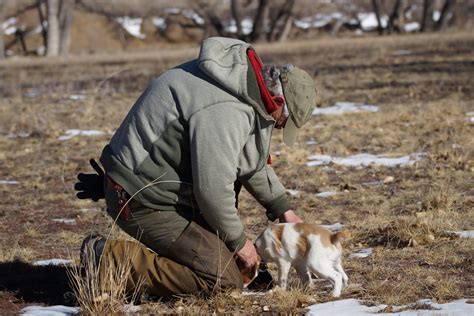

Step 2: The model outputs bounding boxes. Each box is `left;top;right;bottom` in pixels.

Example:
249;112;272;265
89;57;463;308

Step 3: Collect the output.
0;32;473;313
67;237;144;314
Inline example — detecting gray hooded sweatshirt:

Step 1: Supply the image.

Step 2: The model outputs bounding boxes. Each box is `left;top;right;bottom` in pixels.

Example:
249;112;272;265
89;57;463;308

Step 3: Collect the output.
100;37;292;251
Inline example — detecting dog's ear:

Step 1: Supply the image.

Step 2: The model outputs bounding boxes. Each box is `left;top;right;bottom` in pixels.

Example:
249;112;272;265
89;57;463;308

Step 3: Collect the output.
330;230;351;244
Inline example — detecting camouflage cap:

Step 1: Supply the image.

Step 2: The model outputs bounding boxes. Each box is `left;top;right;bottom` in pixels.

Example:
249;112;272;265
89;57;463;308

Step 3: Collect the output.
280;65;316;146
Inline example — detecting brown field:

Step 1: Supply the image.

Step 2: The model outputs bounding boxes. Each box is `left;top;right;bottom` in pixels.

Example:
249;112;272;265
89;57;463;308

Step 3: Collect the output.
0;31;473;314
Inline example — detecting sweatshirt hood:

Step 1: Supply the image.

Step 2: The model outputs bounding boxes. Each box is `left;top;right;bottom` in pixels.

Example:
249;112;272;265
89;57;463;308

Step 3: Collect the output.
198;37;272;120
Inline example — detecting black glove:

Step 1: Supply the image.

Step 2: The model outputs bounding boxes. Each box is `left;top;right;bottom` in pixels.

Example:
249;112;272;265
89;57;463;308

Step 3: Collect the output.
74;159;105;202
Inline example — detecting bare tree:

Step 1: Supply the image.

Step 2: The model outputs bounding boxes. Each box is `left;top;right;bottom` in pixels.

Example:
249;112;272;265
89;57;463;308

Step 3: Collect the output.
231;0;243;39
249;0;271;42
37;0;48;51
46;0;59;56
387;0;406;33
268;0;295;42
0;0;5;59
420;0;433;32
434;0;455;31
371;0;384;35
58;0;75;55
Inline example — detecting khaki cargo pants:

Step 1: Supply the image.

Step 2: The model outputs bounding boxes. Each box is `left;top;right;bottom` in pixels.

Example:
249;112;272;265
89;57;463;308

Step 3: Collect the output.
102;180;243;297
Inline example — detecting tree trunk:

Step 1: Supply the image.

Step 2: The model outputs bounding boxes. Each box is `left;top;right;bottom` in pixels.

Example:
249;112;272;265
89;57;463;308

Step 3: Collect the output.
250;0;270;42
268;0;295;42
434;0;455;31
397;0;406;32
46;0;60;56
231;0;243;39
0;0;5;59
37;0;48;54
420;0;433;32
58;0;74;56
278;14;294;42
371;0;384;35
387;0;401;33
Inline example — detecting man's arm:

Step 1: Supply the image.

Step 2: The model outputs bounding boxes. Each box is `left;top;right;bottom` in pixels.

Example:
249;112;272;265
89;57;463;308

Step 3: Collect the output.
241;164;296;221
278;209;303;223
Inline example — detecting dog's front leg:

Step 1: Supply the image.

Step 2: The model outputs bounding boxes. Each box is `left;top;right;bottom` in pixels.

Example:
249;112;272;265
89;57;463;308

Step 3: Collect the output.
335;260;348;288
276;259;291;290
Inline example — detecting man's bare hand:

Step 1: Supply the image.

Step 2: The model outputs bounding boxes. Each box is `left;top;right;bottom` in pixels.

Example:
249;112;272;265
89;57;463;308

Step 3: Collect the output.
236;239;258;268
278;209;303;223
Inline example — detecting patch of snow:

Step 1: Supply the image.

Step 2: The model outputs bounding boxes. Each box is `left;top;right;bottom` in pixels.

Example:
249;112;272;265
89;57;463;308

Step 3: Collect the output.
68;94;86;101
152;17;166;31
393;49;413;56
357;12;388;31
308;298;474;315
23;90;42;98
7;132;30;138
164;8;181;15
306;138;317;145
286;189;300;197
308;298;385;315
241;290;267;296
78;208;100;213
321;223;343;232
115;17;145;39
224;18;253;35
467;112;474;124
241;18;253;35
362;180;384;187
307;153;422;168
182;9;205;25
33;259;73;266
21;305;79;316
0;180;19;184
404;22;420;33
315;191;338;198
58;129;105;141
294;13;344;30
312;102;379;115
52;218;76;225
36;45;46;56
30;25;43;36
2;17;17;35
123;304;141;313
432;10;441;22
350;248;373;258
450;230;474;238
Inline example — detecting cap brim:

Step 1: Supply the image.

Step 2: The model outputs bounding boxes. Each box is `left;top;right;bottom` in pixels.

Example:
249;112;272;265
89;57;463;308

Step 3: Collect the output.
283;116;298;147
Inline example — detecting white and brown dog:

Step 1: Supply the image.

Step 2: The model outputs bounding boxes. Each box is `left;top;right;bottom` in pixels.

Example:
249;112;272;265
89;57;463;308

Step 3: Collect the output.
255;223;350;297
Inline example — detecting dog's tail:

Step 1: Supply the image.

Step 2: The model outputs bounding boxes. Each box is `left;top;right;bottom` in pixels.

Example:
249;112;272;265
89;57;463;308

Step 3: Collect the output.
330;230;351;244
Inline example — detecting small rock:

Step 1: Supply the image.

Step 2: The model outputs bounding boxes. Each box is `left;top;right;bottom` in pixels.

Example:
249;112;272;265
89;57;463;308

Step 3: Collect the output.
383;176;394;183
262;306;270;311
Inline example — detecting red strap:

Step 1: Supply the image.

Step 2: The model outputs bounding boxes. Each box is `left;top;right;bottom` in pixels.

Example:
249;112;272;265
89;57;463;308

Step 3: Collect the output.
247;49;280;114
267;155;273;165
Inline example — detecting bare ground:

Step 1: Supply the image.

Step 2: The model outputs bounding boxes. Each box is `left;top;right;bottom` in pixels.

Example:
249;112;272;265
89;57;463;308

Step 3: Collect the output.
0;31;473;313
